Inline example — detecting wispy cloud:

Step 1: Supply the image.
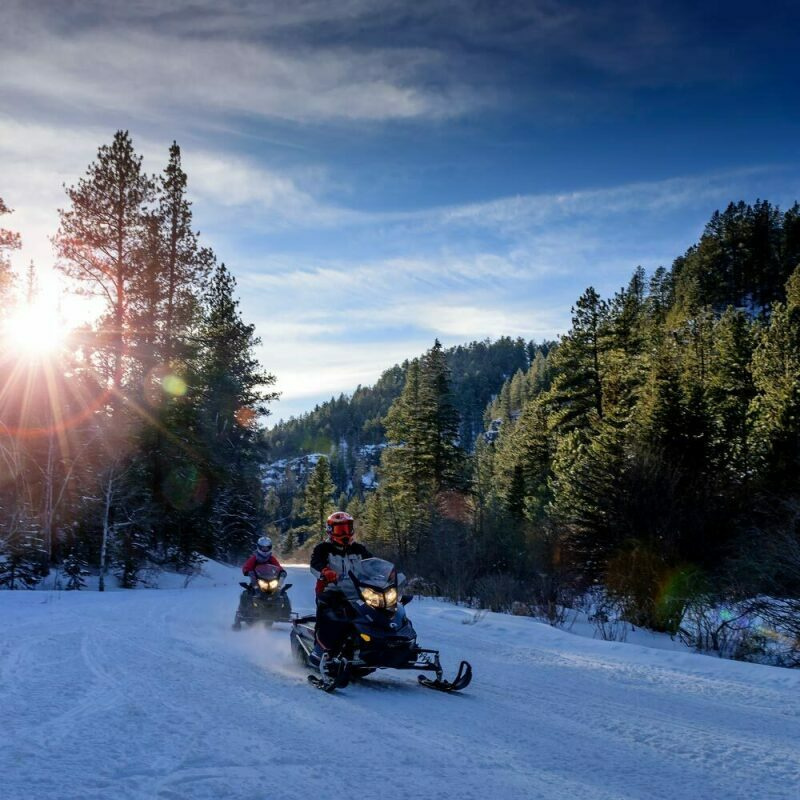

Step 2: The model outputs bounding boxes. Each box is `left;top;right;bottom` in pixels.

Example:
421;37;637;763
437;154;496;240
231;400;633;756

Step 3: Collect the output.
184;151;361;228
428;167;790;234
1;1;482;126
2;0;761;135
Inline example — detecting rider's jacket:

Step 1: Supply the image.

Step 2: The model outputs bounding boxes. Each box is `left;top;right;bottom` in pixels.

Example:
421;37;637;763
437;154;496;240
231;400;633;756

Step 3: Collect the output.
310;540;373;596
242;552;283;577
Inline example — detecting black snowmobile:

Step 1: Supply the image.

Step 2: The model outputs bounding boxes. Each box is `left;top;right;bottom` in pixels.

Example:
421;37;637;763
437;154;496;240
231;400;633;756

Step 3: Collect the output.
232;564;293;629
290;558;472;693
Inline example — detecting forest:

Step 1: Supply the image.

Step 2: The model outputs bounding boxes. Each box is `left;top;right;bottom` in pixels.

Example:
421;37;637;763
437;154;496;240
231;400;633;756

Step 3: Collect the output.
0;132;275;590
277;200;800;665
2;134;799;664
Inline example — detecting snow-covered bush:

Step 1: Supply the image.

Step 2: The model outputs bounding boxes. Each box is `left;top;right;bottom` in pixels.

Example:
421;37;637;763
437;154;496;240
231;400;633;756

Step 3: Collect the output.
63;552;89;590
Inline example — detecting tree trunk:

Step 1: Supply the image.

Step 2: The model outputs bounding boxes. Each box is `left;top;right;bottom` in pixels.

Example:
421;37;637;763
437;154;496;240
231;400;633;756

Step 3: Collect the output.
99;474;114;592
42;431;55;563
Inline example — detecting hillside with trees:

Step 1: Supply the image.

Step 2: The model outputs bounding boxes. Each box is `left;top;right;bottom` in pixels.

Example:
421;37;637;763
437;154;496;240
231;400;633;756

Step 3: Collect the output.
265;336;547;459
274;200;800;665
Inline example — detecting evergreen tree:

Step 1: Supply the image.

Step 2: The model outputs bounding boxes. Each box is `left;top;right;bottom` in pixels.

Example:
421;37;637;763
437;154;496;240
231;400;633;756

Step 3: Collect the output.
0;196;20;305
548;411;630;572
380;360;434;555
0;511;44;590
750;267;800;488
55;131;155;400
671;200;790;314
304;457;336;539
195;261;277;558
421;340;464;490
374;342;466;557
63;551;89;590
526;347;551;396
707;307;756;482
493;396;551;521
546;287;609;431
159;142;204;363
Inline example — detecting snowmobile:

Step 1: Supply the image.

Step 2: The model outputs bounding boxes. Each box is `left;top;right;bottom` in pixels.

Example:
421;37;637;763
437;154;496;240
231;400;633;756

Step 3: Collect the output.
290;558;472;693
232;564;293;629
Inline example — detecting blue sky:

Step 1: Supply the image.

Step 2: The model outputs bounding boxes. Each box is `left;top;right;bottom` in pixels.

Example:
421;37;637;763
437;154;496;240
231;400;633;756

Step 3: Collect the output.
1;0;799;421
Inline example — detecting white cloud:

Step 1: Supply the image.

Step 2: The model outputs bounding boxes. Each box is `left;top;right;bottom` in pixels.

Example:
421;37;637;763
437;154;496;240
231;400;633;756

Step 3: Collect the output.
429;167;782;235
183;151;361;229
0;2;480;126
398;302;563;340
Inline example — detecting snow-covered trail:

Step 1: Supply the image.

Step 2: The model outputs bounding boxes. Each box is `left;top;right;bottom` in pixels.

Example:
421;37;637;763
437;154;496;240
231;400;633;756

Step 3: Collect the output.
2;565;799;800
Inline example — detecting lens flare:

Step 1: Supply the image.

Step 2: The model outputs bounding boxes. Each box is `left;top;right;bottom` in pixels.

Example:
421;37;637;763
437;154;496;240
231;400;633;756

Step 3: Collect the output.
162;466;208;510
162;374;187;397
2;302;67;358
234;406;255;427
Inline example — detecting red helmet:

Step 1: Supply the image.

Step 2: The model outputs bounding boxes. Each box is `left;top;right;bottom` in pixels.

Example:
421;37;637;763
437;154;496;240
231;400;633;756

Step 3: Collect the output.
326;511;354;545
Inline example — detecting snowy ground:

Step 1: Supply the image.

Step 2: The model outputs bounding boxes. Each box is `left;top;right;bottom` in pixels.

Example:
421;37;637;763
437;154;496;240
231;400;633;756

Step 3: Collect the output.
2;564;799;800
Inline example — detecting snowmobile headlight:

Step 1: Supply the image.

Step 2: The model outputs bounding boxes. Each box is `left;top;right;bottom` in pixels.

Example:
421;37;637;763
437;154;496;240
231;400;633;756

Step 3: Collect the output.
258;578;279;591
384;587;398;608
361;586;383;608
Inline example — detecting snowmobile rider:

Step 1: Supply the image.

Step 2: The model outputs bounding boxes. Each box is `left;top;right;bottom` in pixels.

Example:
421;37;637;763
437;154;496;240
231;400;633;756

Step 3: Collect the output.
242;535;283;579
232;536;285;630
309;511;372;666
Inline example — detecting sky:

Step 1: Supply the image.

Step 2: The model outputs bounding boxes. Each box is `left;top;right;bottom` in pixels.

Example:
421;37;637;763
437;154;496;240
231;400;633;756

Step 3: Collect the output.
1;0;799;422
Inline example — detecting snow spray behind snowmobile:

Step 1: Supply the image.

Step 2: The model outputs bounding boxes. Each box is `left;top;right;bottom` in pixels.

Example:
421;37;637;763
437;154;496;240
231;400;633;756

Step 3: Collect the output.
290;557;472;693
232;564;293;629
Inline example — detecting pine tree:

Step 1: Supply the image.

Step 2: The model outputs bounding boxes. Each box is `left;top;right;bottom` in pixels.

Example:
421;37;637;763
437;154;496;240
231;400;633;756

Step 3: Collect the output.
671;200;788;314
63;551;89;590
492;395;551;521
707;307;756;482
195;261;277;558
750;266;800;487
374;342;467;557
380;360;433;555
304;457;336;538
0;512;44;590
546;287;609;432
421;340;464;490
549;412;628;572
158;142;205;364
55;131;155;400
383;360;435;500
526;347;551;396
509;369;526;412
0;195;20;306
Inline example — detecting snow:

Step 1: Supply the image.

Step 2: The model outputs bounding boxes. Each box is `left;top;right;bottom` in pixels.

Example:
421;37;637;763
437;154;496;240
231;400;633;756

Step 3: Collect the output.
2;565;799;800
360;467;377;488
36;557;237;592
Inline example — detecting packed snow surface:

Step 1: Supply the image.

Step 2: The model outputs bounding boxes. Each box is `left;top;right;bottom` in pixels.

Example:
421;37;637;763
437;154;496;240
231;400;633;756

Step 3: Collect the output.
2;564;799;800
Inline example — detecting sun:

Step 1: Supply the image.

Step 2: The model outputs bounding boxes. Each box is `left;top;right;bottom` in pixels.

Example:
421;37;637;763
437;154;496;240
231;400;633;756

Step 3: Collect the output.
2;301;68;358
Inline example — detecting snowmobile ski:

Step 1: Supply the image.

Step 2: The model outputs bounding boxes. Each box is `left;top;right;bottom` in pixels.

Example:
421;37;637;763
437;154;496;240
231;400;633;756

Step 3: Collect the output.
307;653;350;692
418;660;473;693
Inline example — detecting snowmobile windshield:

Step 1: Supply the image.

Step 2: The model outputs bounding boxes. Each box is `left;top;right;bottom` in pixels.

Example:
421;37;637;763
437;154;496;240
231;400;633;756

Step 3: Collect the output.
254;564;280;579
353;558;396;588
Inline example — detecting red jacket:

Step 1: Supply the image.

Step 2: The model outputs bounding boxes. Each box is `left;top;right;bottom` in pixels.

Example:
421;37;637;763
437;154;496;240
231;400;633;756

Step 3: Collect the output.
242;553;283;575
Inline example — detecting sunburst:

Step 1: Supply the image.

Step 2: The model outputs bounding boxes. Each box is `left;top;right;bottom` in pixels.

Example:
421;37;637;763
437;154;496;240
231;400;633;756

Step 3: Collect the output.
2;301;68;358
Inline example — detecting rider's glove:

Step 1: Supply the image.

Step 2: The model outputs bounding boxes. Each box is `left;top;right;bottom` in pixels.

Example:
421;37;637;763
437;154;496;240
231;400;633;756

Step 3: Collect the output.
321;567;338;584
279;569;287;578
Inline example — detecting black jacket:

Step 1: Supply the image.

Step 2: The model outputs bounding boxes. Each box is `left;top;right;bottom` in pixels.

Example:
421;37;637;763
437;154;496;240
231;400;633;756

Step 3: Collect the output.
310;540;373;578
